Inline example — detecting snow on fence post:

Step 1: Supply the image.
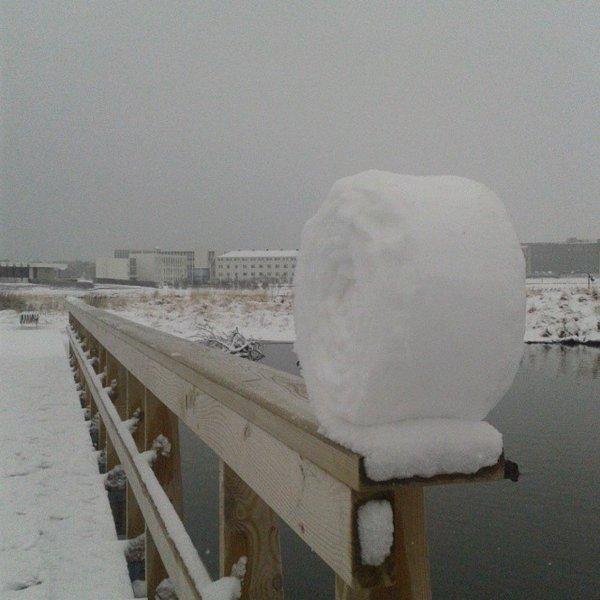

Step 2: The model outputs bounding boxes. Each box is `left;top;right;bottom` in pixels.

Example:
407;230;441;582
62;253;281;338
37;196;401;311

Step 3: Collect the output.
67;298;517;599
144;389;184;599
125;372;146;542
106;352;126;471
96;344;108;454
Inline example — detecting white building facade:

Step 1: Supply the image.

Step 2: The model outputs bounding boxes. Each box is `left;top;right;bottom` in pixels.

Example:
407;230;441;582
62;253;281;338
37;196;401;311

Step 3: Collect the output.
215;250;298;285
128;251;188;286
115;249;194;285
95;257;130;283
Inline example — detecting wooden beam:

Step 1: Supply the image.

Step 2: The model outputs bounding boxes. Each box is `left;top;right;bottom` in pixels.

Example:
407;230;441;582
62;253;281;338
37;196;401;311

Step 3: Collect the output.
126;371;145;540
68;327;211;600
144;389;184;599
66;299;362;489
66;299;507;492
219;461;284;599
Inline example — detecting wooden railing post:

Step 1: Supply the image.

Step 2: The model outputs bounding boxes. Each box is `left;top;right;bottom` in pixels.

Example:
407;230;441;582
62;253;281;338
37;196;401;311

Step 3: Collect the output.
97;344;107;456
335;487;431;600
66;300;513;600
144;389;183;598
105;352;124;472
125;372;145;540
219;461;284;599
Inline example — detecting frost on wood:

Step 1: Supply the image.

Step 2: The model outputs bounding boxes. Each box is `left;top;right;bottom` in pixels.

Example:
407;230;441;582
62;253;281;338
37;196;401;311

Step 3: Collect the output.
123;407;142;433
358;500;394;566
141;434;172;464
124;533;145;562
294;171;524;479
155;578;178;600
104;464;127;490
200;556;246;600
132;579;147;598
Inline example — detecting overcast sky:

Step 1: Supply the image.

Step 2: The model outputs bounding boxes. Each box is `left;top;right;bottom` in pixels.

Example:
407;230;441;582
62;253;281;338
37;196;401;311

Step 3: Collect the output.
1;1;598;262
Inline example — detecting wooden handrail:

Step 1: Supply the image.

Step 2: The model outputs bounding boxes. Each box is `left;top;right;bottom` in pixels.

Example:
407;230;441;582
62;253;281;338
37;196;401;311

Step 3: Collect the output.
69;326;211;598
66;298;514;599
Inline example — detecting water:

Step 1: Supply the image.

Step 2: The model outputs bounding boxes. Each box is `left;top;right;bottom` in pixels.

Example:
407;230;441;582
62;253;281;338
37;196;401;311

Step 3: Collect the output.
179;343;600;599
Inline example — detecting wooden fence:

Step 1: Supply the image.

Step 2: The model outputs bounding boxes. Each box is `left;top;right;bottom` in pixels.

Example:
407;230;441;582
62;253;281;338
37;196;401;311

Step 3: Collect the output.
66;298;516;599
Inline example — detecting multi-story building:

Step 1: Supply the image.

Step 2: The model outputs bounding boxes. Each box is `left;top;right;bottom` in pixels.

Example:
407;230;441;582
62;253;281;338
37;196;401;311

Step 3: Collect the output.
129;251;188;287
95;257;130;283
0;261;68;283
522;239;600;277
214;250;299;285
115;249;194;285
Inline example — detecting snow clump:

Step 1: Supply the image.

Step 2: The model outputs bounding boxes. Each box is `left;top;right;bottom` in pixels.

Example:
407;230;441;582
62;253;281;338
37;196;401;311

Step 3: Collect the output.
357;500;394;566
294;171;524;479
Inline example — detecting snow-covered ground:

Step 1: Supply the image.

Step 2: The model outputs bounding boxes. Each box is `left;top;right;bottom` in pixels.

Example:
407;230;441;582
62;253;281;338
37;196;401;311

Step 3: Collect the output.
0;312;132;599
525;286;600;344
109;288;294;343
2;281;599;346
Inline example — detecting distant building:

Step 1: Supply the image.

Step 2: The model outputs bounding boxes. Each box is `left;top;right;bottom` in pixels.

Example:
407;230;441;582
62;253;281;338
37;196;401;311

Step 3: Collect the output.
522;239;600;277
95;257;130;284
193;267;210;285
215;250;299;285
0;261;68;283
129;251;188;287
207;250;216;283
115;249;194;285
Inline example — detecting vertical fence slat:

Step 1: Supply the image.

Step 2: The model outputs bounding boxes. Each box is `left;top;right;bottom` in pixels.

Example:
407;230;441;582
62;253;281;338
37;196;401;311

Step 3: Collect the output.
126;372;145;540
144;389;183;597
219;460;284;599
391;487;431;600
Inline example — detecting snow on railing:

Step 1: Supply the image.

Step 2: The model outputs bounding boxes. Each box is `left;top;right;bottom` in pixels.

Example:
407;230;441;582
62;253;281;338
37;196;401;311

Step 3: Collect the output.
68;323;244;600
67;297;517;599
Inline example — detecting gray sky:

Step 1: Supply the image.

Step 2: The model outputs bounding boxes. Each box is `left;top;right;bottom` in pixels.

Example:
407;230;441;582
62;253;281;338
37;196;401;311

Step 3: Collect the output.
1;1;598;262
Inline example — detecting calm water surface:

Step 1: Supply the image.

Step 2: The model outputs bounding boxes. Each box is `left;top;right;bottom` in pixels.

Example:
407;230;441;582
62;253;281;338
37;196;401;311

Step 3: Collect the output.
179;343;600;599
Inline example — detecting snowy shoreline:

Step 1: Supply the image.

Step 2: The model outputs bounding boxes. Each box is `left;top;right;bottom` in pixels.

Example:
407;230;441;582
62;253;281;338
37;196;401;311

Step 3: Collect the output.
1;281;599;346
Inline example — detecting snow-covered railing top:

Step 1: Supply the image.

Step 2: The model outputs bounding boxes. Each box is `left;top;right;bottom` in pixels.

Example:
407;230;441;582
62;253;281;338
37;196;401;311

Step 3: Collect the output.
66;297;516;598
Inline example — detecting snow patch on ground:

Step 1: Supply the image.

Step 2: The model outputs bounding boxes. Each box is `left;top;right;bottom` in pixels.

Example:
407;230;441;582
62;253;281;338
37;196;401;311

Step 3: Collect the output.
0;319;132;598
526;286;600;344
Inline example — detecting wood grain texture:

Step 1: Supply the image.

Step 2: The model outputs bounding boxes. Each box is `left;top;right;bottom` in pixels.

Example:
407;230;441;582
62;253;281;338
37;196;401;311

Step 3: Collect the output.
144;390;183;599
67;299;361;489
69;327;209;600
105;353;121;471
390;487;431;600
67;302;508;594
220;461;284;599
66;299;506;491
126;372;145;539
69;309;357;583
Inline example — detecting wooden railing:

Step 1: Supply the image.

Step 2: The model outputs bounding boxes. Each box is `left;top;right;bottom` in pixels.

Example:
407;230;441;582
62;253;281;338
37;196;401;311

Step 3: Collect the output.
66;298;515;599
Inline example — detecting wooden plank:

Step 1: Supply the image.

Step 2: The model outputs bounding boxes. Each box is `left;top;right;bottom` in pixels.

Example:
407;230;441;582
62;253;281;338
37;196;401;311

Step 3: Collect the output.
105;353;122;471
336;488;431;599
144;390;183;516
68;327;211;600
389;487;431;599
66;299;507;491
144;389;184;600
126;371;145;540
66;299;362;489
69;318;358;585
146;528;168;600
219;461;284;599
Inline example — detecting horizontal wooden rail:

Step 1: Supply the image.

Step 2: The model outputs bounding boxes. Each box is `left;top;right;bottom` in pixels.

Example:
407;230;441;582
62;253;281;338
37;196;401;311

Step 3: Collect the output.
68;326;213;599
66;298;515;597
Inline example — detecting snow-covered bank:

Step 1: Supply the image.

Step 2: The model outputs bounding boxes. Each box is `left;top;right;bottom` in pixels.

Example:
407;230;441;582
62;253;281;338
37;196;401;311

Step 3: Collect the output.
106;288;295;343
2;281;598;347
526;286;600;345
0;314;132;598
